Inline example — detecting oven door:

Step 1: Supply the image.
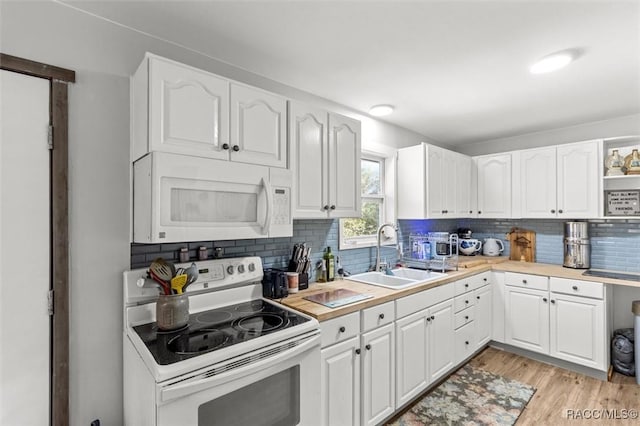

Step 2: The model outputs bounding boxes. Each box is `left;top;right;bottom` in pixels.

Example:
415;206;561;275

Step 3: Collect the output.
156;332;320;426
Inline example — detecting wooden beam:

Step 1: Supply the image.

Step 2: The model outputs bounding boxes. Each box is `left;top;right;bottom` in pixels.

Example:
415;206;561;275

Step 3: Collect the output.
0;53;75;82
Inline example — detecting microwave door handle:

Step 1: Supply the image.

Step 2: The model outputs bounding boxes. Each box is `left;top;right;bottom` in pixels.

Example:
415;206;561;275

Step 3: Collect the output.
261;177;273;235
159;333;320;403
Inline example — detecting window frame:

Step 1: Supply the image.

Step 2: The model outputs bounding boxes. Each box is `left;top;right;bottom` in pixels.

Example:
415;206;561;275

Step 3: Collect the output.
339;154;396;250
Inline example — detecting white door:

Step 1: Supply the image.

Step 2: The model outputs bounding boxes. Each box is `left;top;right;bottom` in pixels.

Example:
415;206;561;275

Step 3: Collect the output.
289;102;328;218
476;154;512;218
428;299;455;383
455;153;472;217
230;83;287;168
474;285;493;348
395;310;428;407
557;140;600;218
427;145;445;218
550;292;605;370
505;286;550;354
328;113;361;218
0;70;51;426
361;323;395;426
320;337;360;426
520;147;557;218
148;56;230;160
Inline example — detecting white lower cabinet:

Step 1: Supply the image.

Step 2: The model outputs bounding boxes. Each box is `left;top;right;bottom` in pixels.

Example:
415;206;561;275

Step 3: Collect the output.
504;274;608;372
505;285;550;354
395;286;456;409
320;336;360;426
362;323;395;426
455;322;476;365
474;284;492;348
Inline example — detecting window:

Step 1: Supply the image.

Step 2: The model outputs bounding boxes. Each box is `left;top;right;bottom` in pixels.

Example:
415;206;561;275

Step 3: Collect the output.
339;156;396;249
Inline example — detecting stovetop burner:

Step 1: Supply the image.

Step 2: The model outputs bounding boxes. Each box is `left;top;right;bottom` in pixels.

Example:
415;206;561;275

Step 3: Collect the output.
133;299;310;365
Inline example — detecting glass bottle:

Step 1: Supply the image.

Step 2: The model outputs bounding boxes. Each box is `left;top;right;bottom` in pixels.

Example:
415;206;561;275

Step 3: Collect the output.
605;149;624;176
323;246;335;282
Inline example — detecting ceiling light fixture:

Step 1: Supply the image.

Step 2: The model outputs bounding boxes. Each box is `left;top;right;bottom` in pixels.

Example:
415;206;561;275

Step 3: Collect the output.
530;50;576;74
369;104;394;117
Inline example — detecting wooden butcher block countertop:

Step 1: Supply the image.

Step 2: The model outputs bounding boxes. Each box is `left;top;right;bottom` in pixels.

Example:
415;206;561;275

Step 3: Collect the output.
280;256;640;322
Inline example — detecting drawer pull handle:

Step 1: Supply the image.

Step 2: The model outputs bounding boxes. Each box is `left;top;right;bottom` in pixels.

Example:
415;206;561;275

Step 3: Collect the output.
339;326;346;333
551;300;556;304
330;205;336;210
543;297;548;302
430;315;435;320
379;313;385;320
365;344;371;351
355;348;361;355
465;341;469;345
323;205;330;211
523;279;527;284
464;283;469;288
572;285;578;290
426;317;431;322
477;296;481;300
232;145;240;152
483;277;487;282
558;209;564;214
465;316;469;320
465;300;469;304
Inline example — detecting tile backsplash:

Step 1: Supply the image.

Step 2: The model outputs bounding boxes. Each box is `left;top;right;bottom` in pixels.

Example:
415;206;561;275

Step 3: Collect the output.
131;218;640;274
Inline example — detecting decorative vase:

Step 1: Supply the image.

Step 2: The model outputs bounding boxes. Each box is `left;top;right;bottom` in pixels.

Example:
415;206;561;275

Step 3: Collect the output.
605;149;625;176
624;149;640;175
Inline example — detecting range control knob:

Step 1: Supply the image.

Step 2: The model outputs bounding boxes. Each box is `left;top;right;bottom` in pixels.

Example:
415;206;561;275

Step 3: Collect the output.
248;263;256;272
238;264;245;274
226;265;234;275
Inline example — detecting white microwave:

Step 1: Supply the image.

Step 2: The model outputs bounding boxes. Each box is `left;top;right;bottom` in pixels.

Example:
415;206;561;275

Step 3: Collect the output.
133;152;292;243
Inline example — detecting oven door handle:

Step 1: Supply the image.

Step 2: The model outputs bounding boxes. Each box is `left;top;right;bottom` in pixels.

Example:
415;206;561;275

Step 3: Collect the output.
159;333;320;403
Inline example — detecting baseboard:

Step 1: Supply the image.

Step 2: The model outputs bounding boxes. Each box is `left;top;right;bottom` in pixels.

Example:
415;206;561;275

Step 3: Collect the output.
489;341;608;381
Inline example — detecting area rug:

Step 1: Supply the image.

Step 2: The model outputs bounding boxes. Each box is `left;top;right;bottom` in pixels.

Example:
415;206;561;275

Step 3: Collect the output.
388;364;536;426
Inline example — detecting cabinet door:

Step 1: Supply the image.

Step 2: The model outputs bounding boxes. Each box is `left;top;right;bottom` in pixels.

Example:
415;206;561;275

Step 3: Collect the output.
476;154;511;218
148;56;229;160
505;286;549;354
328;113;361;217
320;337;361;426
474;285;492;348
550;293;605;370
427;146;446;218
428;299;455;383
455;322;476;365
289;102;328;218
362;323;395;426
443;150;457;216
520;147;557;218
397;144;426;219
557;140;600;218
455;153;472;217
230;83;287;168
492;272;505;343
395;310;428;407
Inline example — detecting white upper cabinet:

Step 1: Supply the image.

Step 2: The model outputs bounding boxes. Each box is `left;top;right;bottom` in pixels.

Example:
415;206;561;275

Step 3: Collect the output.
520;140;600;218
475;153;512;218
230;83;287;168
397;143;471;219
289;102;361;218
132;53;287;168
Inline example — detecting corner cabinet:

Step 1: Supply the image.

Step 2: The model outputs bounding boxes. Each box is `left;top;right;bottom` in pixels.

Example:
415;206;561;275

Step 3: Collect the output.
289;101;361;218
132;53;287;168
475;153;512;218
519;140;600;218
397;143;472;219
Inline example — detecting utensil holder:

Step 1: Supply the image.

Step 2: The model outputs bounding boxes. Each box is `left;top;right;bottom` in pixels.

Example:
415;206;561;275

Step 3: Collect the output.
156;293;189;331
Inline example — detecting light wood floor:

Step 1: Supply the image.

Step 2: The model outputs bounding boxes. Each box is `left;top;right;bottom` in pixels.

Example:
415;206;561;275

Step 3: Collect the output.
470;347;639;425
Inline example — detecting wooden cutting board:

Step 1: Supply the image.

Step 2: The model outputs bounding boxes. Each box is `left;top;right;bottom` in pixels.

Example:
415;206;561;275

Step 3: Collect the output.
506;228;536;262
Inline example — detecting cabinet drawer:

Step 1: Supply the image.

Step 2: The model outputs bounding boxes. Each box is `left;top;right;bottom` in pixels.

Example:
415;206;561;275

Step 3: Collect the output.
469;272;491;290
454;307;475;329
454;278;473;295
320;311;360;348
361;301;395;332
455;322;476;365
454;293;476;313
396;283;455;319
505;272;548;291
550;277;603;299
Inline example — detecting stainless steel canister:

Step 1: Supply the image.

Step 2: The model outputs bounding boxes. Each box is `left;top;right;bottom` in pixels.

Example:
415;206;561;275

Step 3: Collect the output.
563;222;590;269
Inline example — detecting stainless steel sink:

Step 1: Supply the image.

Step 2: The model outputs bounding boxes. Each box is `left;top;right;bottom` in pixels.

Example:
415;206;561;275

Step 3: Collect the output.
347;268;446;289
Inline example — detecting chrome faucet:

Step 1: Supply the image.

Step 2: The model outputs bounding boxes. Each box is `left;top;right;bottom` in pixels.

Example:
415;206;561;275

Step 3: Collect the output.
376;223;398;272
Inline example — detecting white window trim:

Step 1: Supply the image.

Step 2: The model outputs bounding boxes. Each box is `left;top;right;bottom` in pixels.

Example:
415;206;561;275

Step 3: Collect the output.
339;153;397;250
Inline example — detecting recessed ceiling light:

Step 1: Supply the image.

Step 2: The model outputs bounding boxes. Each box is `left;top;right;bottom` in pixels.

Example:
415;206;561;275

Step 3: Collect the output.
530;50;575;74
369;104;394;117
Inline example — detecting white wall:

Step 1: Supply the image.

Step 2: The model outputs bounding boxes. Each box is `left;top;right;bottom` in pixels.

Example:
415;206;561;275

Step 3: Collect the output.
454;113;640;156
0;1;427;424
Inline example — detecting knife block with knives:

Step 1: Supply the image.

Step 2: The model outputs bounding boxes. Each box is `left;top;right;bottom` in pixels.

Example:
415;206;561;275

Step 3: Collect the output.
287;243;310;290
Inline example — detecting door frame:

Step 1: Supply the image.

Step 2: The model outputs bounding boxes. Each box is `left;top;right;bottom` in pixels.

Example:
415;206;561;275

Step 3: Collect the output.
1;53;74;426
